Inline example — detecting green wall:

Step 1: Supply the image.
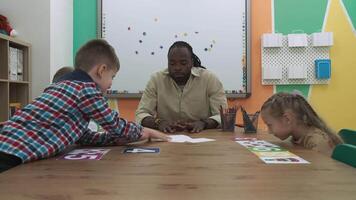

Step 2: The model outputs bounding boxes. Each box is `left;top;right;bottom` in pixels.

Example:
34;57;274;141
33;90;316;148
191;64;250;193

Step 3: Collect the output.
274;0;328;34
275;85;310;98
274;0;329;97
73;0;98;57
342;0;356;30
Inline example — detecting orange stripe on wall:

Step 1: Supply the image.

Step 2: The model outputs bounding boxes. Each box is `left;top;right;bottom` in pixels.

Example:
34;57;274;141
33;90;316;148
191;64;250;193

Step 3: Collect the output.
230;0;274;128
117;0;274;129
116;99;139;122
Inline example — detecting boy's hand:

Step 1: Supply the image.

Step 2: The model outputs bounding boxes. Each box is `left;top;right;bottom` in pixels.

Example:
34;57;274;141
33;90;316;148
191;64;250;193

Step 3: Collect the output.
141;127;170;142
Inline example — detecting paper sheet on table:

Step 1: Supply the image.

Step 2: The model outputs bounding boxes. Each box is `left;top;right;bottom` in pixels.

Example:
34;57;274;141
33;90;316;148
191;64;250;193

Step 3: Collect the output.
169;135;215;143
190;138;216;143
169;135;192;143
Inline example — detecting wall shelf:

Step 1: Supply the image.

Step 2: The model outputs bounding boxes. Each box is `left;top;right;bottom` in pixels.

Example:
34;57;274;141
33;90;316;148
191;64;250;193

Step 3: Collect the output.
0;34;31;122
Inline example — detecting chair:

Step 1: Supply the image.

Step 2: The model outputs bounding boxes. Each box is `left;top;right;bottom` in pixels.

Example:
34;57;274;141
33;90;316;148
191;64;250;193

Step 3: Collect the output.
338;129;356;145
332;144;356;168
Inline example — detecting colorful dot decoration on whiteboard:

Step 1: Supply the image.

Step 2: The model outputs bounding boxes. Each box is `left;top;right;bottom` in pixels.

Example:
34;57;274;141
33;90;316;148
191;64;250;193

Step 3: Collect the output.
128;25;216;56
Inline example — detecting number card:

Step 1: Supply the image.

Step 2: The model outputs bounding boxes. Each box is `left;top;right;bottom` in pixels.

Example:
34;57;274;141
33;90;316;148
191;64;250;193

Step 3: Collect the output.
235;137;310;164
261;156;309;164
236;140;280;149
58;149;110;160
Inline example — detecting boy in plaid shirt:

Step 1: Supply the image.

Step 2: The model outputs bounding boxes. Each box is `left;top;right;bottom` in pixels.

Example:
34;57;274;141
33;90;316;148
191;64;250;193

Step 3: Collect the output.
0;39;169;173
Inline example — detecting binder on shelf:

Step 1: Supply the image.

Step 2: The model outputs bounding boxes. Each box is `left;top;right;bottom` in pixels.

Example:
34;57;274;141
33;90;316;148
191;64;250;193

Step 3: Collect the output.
287;33;308;47
17;49;24;81
312;32;333;47
9;47;24;81
9;47;18;81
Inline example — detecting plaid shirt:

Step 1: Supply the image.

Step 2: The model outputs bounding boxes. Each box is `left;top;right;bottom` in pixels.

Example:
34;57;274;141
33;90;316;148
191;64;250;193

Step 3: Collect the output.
0;69;143;163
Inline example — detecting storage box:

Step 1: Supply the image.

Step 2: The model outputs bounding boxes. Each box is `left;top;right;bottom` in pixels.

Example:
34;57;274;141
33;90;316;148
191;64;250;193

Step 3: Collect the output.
288;65;307;79
262;65;283;80
312;32;333;47
288;33;308;47
315;59;331;79
262;33;283;48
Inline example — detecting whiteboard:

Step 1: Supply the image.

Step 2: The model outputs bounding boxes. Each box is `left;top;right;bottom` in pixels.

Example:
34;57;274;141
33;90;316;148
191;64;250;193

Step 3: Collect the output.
100;0;250;98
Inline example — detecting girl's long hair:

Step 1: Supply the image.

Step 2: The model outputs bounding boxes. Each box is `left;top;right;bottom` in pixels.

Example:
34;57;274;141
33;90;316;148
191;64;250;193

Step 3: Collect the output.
261;92;342;145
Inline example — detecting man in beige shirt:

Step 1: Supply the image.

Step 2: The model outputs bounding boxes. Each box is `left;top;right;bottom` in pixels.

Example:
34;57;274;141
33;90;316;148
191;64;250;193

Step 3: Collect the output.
135;41;227;133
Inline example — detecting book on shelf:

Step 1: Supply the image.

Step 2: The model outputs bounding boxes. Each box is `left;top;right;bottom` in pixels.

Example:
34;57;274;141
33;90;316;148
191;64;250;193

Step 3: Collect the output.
9;102;21;117
9;47;17;81
17;49;23;81
9;47;24;81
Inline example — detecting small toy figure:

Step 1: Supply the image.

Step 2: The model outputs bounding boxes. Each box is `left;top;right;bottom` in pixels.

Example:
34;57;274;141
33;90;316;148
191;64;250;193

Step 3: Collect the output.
0;15;17;37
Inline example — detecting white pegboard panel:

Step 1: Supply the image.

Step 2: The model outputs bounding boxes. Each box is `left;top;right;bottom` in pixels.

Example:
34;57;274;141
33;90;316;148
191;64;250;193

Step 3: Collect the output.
262;35;330;85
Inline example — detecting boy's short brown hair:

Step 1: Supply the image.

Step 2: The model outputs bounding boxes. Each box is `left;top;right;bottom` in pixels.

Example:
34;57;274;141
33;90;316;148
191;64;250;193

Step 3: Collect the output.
52;66;74;83
74;39;120;72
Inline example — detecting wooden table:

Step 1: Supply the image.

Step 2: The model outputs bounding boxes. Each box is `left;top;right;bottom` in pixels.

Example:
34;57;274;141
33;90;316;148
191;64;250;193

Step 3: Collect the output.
0;129;355;200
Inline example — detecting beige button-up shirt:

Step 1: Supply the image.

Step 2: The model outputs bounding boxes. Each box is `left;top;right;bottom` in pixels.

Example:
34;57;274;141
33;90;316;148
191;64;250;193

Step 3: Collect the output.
135;67;228;124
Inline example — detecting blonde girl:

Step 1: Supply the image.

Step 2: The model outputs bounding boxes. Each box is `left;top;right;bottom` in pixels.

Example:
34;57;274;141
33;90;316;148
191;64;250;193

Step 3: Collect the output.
261;92;342;156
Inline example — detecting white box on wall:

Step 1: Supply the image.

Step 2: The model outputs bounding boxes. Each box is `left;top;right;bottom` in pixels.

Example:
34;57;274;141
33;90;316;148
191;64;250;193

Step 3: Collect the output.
262;33;283;47
263;65;283;80
288;34;308;47
312;32;333;47
288;65;307;79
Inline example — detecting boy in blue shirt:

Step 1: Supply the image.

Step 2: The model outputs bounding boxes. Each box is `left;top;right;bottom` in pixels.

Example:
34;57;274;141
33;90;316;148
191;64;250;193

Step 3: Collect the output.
0;39;169;173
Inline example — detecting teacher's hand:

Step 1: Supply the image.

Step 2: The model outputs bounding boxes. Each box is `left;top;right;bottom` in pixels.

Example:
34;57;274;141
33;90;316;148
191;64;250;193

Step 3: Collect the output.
185;120;206;133
158;120;175;133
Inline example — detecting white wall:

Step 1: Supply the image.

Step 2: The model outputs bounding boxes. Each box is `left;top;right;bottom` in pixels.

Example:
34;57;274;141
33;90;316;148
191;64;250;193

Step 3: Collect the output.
0;0;73;98
0;0;51;98
50;0;73;81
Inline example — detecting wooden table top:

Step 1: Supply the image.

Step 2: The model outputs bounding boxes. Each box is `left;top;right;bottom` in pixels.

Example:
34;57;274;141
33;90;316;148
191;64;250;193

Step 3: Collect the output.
0;128;355;200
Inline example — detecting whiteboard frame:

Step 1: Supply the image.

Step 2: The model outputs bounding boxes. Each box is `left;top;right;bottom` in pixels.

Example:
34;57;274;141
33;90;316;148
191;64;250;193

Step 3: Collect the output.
97;0;251;99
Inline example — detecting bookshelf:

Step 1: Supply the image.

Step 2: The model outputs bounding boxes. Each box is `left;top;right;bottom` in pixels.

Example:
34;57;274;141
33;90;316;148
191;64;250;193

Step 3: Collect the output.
0;34;31;122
